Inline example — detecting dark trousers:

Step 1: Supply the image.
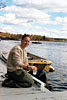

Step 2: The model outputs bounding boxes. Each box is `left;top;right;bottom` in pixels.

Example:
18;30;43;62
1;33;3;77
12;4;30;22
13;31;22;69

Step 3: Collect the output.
2;69;47;88
2;69;34;88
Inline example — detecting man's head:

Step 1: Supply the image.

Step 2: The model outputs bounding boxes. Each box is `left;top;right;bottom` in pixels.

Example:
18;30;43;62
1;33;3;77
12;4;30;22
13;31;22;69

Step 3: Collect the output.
21;34;30;48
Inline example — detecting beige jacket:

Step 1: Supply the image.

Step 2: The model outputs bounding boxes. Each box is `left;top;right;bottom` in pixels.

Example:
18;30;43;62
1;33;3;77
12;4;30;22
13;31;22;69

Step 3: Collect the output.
7;45;28;72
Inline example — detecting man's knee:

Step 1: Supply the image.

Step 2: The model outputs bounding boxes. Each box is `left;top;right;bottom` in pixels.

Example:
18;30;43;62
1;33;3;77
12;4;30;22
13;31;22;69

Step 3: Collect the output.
17;80;34;88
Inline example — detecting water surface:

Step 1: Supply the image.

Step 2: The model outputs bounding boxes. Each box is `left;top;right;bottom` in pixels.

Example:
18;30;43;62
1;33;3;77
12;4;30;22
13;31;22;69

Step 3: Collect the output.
0;40;67;92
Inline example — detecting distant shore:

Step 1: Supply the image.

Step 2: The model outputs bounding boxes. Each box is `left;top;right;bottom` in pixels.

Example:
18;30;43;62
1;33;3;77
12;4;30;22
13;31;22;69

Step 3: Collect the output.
0;31;67;42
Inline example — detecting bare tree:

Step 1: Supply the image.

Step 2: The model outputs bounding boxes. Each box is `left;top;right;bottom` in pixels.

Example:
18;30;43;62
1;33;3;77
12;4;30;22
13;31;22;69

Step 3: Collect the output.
0;0;6;9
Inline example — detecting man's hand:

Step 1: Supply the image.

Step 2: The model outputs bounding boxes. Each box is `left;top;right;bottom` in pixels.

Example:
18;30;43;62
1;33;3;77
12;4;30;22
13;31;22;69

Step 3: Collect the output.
28;65;37;75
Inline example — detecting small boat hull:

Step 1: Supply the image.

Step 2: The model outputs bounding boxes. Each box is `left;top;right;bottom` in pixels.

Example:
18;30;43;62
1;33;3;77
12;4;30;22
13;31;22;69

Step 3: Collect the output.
27;52;55;72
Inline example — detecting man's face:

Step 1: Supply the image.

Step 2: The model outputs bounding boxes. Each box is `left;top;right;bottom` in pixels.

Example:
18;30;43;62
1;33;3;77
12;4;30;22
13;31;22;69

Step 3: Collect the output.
21;37;30;48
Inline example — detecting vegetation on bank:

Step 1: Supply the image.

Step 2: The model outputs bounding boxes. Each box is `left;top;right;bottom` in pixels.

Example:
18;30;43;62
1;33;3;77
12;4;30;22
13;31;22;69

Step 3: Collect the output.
0;32;67;42
0;32;45;41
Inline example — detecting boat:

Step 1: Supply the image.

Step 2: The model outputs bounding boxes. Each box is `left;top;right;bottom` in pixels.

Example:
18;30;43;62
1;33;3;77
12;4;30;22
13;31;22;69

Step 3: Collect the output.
32;41;42;44
27;52;55;72
0;52;54;73
0;52;54;88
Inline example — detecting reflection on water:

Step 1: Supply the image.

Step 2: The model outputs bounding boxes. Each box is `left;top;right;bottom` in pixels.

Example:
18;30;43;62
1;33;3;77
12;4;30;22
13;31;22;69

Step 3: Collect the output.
0;40;67;92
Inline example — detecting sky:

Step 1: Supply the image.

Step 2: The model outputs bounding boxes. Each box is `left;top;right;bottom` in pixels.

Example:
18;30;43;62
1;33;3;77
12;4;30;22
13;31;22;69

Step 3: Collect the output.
0;0;67;38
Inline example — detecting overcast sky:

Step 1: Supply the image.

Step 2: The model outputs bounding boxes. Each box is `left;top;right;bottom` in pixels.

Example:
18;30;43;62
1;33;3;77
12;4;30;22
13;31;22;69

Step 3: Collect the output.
0;0;67;38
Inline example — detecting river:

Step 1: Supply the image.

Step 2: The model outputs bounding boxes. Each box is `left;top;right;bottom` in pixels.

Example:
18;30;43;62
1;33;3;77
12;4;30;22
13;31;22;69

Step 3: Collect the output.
0;40;67;92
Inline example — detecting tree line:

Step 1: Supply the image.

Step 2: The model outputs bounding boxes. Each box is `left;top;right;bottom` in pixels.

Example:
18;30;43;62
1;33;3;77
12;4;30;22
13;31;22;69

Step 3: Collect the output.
0;32;46;41
0;32;67;42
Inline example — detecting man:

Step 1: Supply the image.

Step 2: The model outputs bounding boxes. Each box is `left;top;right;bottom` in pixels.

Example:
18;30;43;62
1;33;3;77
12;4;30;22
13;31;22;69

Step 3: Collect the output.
2;34;37;88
